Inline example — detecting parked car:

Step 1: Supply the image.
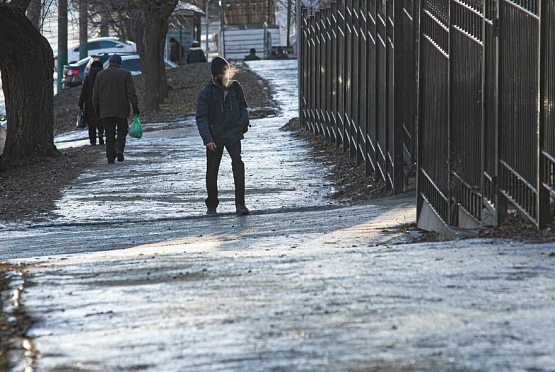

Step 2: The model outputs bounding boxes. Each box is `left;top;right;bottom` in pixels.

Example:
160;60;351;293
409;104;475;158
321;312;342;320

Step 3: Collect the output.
62;52;136;88
55;37;137;67
62;56;91;88
102;55;178;75
83;52;135;77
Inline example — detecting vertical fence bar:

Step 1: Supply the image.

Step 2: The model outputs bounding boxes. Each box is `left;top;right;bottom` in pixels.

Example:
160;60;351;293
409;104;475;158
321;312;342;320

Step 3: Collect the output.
416;0;424;219
299;7;305;128
538;0;551;228
345;0;353;152
309;11;313;131
332;3;339;144
315;10;322;135
351;0;360;158
326;7;333;142
359;0;368;167
338;0;346;149
321;7;327;138
312;11;317;132
392;0;405;193
447;0;453;225
494;0;506;224
368;0;379;177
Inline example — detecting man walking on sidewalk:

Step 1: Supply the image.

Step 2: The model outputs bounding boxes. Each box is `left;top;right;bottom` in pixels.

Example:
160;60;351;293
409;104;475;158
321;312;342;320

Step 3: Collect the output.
196;57;250;216
93;54;140;164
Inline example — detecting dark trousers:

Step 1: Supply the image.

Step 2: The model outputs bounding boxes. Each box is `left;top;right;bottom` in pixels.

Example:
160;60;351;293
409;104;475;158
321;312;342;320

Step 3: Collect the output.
87;122;104;145
206;141;245;208
102;117;128;160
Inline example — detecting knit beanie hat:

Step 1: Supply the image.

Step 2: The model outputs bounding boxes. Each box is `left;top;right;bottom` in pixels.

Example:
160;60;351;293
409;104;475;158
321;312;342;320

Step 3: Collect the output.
91;60;103;69
191;41;200;48
109;54;122;66
211;56;229;76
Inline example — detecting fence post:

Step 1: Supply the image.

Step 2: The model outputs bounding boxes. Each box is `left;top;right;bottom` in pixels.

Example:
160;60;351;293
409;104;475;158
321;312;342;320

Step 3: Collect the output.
416;0;424;221
299;6;305;128
323;7;329;139
315;10;321;135
372;0;380;181
359;0;368;168
309;10;317;132
338;0;345;149
481;1;487;225
494;0;507;225
344;0;352;153
446;0;453;225
392;0;405;193
331;2;338;145
538;0;551;228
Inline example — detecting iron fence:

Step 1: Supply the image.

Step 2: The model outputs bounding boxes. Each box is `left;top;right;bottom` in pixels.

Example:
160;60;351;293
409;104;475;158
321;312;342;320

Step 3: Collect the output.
300;0;555;229
300;0;418;194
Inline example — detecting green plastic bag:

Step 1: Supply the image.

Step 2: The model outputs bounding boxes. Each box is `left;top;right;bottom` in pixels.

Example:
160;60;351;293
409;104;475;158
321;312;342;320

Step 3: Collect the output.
129;115;143;139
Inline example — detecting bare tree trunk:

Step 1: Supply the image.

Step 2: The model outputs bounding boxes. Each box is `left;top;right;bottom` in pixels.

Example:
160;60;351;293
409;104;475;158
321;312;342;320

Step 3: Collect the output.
26;0;41;29
100;11;109;37
79;0;88;60
141;11;172;110
136;0;177;111
0;4;58;169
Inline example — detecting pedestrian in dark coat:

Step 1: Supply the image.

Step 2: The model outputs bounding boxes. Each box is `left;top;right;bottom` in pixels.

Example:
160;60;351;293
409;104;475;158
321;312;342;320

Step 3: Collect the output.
169;37;184;64
79;61;104;146
244;48;261;61
92;54;140;164
187;41;207;64
196;56;250;216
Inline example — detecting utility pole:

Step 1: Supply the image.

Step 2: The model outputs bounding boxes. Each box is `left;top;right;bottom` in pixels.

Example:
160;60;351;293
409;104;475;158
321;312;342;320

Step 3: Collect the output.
286;0;292;47
205;0;210;58
79;0;88;60
57;0;68;94
27;0;41;29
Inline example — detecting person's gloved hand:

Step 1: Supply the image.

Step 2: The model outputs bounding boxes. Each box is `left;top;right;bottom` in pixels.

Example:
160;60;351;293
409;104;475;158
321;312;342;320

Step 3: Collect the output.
133;107;140;116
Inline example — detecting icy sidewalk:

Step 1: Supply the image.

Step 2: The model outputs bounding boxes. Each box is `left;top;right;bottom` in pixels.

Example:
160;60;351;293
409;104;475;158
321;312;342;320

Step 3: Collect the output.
2;60;555;371
10;205;555;372
45;60;333;225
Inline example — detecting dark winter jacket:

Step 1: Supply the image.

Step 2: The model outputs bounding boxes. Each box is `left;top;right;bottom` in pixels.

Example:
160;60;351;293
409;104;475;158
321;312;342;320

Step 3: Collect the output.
92;65;139;119
187;48;207;64
196;80;249;146
244;53;261;61
170;41;184;63
79;67;102;124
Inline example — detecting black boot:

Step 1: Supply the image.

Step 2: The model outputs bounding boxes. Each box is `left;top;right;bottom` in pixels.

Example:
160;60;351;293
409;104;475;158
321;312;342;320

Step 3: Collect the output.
236;204;250;216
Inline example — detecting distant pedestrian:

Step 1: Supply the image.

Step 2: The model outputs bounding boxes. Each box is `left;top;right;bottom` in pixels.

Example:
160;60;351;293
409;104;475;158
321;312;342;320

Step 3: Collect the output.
79;60;104;146
196;57;250;216
92;54;140;164
187;41;207;64
243;48;261;61
269;46;288;60
169;37;184;64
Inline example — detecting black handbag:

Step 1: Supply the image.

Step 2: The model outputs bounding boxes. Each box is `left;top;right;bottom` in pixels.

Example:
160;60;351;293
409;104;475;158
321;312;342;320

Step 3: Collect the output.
76;111;86;128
